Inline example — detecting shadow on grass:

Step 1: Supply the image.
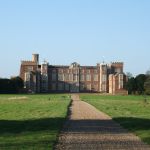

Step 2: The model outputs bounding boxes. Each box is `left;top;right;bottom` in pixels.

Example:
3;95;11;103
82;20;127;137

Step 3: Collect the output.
113;117;150;144
0;99;72;149
113;117;150;131
0;140;54;149
1;117;150;135
0;117;150;148
0;117;65;149
0;117;65;134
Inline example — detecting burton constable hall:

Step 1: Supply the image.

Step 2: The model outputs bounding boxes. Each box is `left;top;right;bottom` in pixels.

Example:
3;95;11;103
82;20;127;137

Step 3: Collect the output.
20;54;128;94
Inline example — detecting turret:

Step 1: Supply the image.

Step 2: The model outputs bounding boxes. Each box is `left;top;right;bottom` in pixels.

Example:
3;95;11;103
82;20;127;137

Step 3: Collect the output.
32;54;39;64
111;62;123;73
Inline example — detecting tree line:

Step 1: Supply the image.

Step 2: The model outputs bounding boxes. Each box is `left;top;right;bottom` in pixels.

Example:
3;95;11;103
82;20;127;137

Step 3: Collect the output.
0;77;24;93
126;71;150;95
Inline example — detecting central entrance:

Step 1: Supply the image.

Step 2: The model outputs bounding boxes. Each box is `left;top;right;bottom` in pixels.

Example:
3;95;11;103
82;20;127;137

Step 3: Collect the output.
69;62;80;93
70;82;79;93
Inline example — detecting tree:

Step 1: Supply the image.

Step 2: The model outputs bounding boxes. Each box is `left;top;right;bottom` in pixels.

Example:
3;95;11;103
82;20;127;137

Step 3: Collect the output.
0;77;24;93
126;77;137;94
135;74;146;94
10;76;24;93
0;78;13;93
144;76;150;95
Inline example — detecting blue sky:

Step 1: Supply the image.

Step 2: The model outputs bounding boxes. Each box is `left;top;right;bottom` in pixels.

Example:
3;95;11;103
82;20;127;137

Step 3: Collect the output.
0;0;150;78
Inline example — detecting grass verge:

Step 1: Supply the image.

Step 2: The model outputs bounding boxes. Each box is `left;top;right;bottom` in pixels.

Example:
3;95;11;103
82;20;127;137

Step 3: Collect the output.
0;94;71;150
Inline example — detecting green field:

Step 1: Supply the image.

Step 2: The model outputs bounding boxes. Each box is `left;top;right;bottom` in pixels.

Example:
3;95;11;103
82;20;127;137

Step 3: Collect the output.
80;94;150;145
0;94;71;150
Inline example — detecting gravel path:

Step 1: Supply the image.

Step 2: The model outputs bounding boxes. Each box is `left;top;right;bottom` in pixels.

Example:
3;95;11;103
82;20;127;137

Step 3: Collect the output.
55;94;150;150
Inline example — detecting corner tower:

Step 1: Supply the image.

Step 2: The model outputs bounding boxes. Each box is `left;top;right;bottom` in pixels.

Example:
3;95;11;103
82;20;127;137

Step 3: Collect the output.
109;62;127;95
110;62;123;73
20;54;40;93
32;54;39;64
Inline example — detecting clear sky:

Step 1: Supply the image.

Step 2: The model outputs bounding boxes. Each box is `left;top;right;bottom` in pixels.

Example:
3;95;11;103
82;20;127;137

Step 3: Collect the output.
0;0;150;78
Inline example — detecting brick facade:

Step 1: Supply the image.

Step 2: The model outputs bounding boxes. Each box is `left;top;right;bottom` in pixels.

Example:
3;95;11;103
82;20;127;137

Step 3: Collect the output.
20;54;128;94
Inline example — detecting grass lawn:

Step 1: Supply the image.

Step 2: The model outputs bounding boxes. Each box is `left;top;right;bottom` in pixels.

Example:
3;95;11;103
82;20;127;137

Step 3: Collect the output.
80;94;150;145
0;94;71;150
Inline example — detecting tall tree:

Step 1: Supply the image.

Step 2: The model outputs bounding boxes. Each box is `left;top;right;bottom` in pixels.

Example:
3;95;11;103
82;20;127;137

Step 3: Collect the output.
10;76;24;93
126;77;137;94
135;74;146;94
0;77;24;93
144;76;150;95
0;78;13;93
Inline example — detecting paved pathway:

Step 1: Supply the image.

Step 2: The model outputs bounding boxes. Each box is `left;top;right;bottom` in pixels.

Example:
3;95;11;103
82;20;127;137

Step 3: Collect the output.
55;94;150;150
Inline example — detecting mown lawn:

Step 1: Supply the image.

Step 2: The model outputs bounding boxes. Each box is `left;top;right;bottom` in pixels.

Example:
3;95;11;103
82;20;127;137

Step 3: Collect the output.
0;94;71;150
80;94;150;145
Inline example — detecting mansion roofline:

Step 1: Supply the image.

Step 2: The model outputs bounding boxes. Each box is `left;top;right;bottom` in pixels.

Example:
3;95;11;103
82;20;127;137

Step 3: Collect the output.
20;54;128;94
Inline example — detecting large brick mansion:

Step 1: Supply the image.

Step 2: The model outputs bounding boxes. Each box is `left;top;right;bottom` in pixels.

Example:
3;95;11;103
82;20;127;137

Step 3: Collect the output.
20;54;128;94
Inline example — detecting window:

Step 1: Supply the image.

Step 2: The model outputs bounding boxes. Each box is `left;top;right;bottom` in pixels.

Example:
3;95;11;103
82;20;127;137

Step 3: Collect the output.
69;74;73;81
80;74;84;81
86;84;91;90
73;74;78;81
102;84;106;91
58;69;63;73
58;74;64;81
86;69;90;74
25;72;31;81
42;65;47;72
102;74;106;81
42;74;48;81
94;69;98;74
119;74;123;79
52;73;57;81
120;81;123;89
67;69;70;73
86;74;91;81
27;66;33;72
102;65;107;71
65;74;69;81
119;74;124;89
80;69;84;74
93;84;98;91
73;69;79;74
94;74;98;81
